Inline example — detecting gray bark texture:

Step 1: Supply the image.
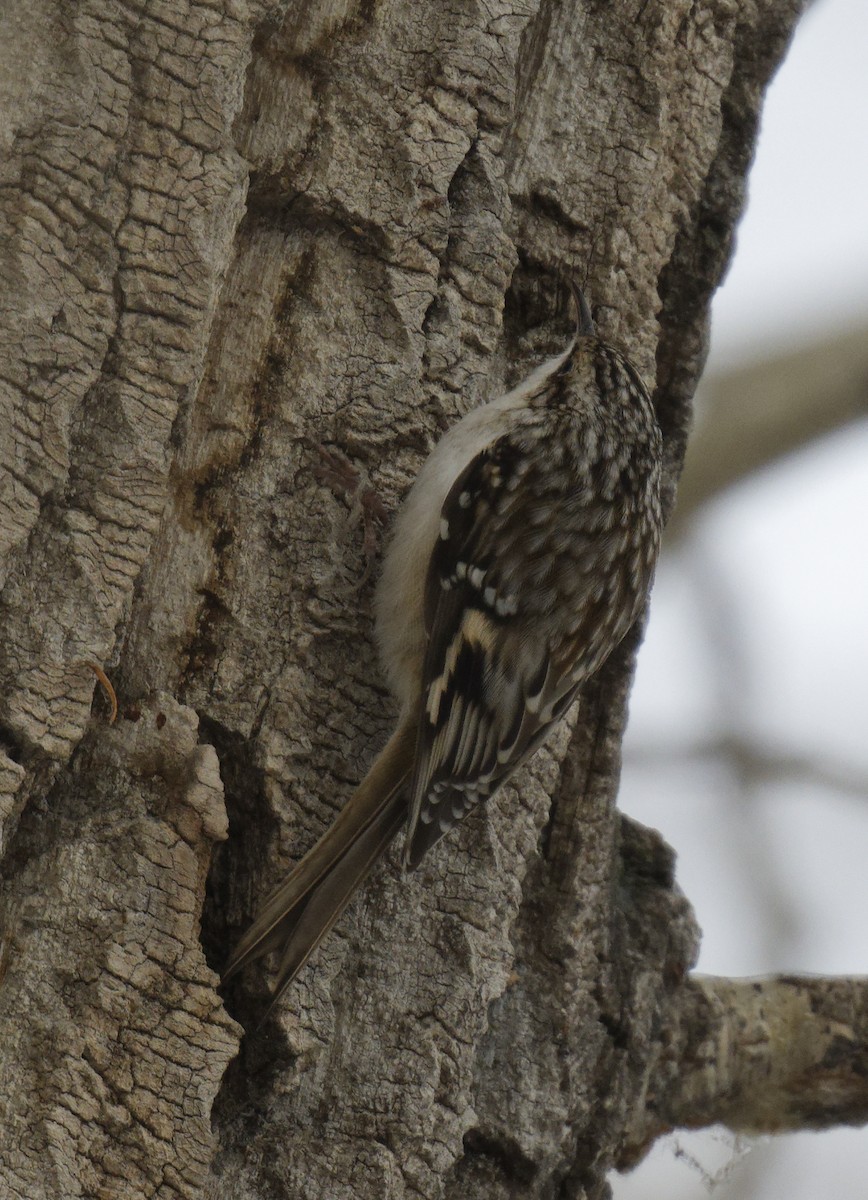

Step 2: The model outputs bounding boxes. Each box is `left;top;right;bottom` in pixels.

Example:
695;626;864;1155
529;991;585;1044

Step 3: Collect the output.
6;1;860;1199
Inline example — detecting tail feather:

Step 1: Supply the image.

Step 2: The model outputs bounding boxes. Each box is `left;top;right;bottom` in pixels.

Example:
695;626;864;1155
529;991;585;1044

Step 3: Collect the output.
261;796;407;1018
223;715;416;993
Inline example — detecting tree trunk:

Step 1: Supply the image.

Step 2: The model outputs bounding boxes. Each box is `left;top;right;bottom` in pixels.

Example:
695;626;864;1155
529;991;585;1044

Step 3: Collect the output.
6;2;856;1199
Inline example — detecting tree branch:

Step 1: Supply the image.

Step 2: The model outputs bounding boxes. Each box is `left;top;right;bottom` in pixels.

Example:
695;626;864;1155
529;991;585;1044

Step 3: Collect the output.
627;735;868;804
646;974;868;1140
670;325;868;533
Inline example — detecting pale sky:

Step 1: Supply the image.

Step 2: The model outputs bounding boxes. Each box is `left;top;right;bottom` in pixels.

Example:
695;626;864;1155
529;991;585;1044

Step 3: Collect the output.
709;0;868;364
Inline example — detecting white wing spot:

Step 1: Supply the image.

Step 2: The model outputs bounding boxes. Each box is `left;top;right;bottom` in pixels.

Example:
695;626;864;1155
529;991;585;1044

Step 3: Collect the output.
440;517;450;540
469;566;485;589
458;491;471;508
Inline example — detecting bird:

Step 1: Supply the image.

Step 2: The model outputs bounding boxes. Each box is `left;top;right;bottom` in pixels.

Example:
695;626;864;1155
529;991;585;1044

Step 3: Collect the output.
223;284;664;1013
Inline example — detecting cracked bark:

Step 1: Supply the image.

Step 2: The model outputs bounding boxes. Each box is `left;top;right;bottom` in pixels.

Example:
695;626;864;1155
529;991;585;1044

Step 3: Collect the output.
3;2;860;1200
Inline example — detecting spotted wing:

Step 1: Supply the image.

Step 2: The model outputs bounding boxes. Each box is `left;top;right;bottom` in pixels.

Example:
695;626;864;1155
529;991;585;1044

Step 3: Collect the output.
403;433;580;868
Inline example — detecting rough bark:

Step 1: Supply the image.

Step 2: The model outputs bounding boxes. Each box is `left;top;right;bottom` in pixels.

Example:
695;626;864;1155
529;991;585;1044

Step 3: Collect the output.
643;975;868;1140
2;1;847;1199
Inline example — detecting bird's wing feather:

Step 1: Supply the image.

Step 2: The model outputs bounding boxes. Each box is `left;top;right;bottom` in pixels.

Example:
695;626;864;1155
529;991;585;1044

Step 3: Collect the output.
404;430;580;866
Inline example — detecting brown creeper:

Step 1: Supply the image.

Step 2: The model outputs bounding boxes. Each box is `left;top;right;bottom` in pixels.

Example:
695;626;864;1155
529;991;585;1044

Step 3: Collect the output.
224;287;663;1010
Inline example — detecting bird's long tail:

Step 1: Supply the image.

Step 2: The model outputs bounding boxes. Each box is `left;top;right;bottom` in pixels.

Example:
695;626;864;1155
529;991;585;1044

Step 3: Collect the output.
222;715;416;1011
